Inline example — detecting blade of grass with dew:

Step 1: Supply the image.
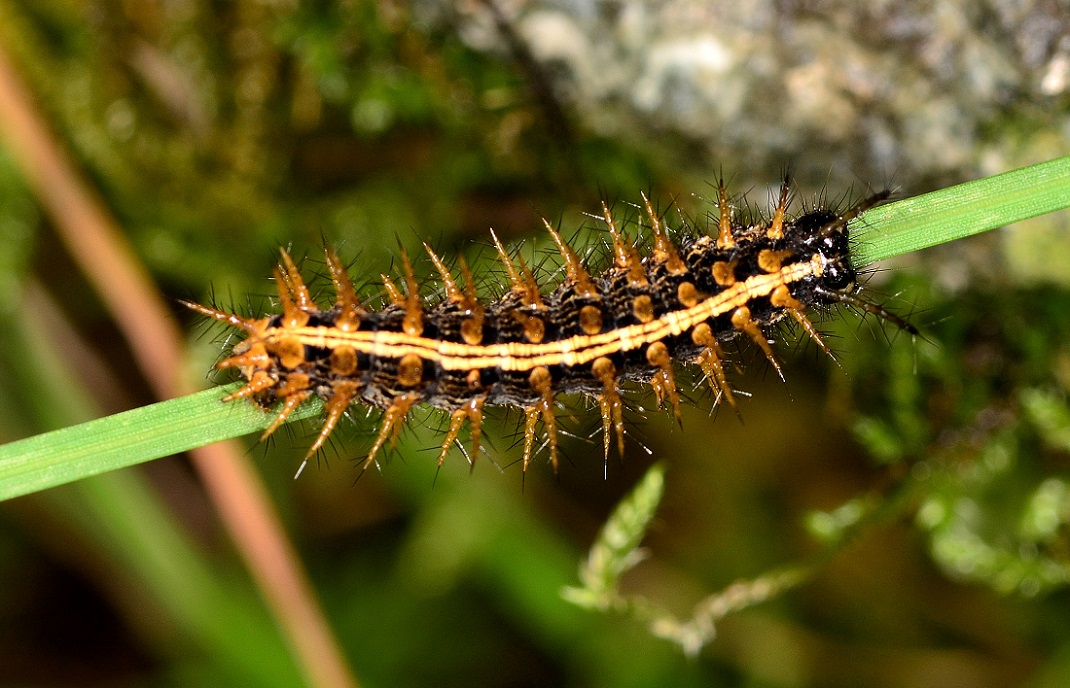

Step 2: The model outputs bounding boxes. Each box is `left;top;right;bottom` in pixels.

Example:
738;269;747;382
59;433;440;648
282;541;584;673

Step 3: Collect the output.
2;158;1069;501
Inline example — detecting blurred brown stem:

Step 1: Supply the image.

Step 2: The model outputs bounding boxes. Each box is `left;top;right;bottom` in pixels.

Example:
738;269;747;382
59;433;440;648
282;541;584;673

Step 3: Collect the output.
0;42;358;688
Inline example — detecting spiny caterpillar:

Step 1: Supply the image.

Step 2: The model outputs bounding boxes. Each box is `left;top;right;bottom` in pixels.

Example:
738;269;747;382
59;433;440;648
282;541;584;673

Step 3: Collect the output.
183;178;915;477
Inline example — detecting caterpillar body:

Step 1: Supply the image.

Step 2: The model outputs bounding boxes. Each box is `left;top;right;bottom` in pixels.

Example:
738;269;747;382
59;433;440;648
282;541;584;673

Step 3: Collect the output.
183;178;914;477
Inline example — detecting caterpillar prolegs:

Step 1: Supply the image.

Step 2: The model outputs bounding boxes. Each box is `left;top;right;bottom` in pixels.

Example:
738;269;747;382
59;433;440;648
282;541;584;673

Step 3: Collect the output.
183;178;915;477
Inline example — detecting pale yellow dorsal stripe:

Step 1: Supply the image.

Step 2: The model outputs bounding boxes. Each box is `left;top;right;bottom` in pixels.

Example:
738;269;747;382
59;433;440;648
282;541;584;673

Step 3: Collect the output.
265;255;822;373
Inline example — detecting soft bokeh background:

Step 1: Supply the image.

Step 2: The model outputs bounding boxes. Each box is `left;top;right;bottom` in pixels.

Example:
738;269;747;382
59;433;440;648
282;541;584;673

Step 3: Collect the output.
1;1;1069;686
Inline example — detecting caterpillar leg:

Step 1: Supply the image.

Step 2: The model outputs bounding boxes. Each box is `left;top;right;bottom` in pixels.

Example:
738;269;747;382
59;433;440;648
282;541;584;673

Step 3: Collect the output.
771;285;833;357
523;366;558;474
592;357;626;468
437;396;486;470
360;393;418;475
691;324;738;413
731;306;784;381
646;342;682;422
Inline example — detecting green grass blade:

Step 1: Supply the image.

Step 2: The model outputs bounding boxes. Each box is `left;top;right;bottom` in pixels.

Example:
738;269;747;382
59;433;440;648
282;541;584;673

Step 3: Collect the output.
853;156;1070;264
2;157;1069;502
0;384;323;501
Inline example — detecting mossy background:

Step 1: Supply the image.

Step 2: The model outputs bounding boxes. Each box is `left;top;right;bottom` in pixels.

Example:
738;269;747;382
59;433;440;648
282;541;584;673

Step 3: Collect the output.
0;1;1069;686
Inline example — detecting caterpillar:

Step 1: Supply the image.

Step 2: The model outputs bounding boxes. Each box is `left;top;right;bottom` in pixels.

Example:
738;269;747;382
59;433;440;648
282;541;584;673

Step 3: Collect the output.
183;178;915;477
